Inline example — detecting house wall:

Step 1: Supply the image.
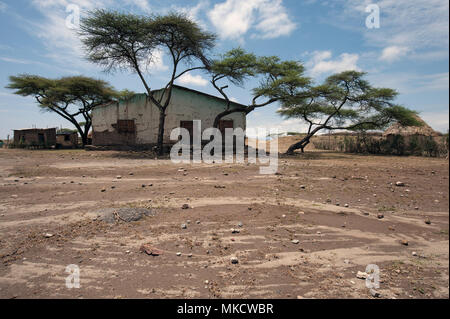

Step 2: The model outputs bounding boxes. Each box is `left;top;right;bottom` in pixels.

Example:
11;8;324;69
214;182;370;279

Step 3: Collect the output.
13;128;56;146
56;133;78;148
92;87;246;146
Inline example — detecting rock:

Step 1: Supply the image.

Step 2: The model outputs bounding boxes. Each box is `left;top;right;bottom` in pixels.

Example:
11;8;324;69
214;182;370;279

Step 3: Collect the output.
204;280;209;285
344;204;349;208
116;175;122;179
377;214;384;219
300;185;306;189
237;222;243;228
129;172;134;176
281;214;286;218
298;211;305;215
188;253;193;258
141;184;146;188
231;228;240;234
140;243;163;256
412;251;418;256
395;181;405;187
101;188;106;192
230;257;239;264
44;233;54;238
10;195;18;198
176;252;182;257
401;240;409;246
181;224;187;229
370;289;381;298
291;239;300;244
425;219;431;225
96;208;155;223
362;212;370;216
356;271;368;279
196;220;201;224
181;204;190;210
186;220;191;224
344;259;350;264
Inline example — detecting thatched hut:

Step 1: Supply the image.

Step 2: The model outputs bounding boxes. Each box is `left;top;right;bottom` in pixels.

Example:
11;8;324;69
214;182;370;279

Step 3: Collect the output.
383;115;439;137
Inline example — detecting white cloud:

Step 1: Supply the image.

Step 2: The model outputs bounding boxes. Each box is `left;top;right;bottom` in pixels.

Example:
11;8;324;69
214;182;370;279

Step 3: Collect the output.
176;73;208;87
0;1;7;12
334;0;449;62
125;0;151;12
307;51;360;77
379;46;410;62
208;0;296;40
368;72;449;94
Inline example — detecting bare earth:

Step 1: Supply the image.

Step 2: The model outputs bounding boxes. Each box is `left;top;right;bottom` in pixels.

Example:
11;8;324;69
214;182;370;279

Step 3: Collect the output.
0;146;448;299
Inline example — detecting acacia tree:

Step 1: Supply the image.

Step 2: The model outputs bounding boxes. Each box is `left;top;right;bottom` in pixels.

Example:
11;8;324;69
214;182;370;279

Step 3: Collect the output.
278;71;421;154
207;48;311;128
79;10;216;154
7;75;119;146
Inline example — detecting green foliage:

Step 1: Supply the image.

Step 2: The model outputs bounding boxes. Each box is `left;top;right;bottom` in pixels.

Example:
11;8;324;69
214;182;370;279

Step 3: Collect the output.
207;47;311;127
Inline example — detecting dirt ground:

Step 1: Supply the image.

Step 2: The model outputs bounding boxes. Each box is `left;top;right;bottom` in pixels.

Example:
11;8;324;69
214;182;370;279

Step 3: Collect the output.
0;145;448;299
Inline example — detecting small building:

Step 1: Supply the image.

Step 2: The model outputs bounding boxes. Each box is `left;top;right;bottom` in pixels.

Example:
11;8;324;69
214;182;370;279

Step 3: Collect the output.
91;85;246;148
383;116;439;138
13;128;56;147
56;131;78;148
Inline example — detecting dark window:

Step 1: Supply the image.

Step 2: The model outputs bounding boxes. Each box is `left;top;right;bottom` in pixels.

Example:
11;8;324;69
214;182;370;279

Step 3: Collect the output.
64;135;70;141
117;120;135;133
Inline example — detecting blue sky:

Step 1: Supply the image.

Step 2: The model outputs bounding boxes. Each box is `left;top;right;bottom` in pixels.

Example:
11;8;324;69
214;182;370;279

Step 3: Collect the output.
0;0;448;139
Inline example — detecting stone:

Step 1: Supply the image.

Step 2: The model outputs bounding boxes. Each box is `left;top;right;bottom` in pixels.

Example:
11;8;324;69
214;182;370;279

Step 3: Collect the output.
370;289;381;298
281;214;286;218
176;252;182;257
356;271;368;279
237;222;243;228
141;184;146;188
230;257;239;264
96;208;155;224
291;239;300;244
196;220;201;224
101;188;106;192
188;253;193;258
231;228;240;234
425;219;431;225
181;224;187;229
181;204;190;210
412;251;418;256
300;185;306;189
395;181;405;187
116;175;122;179
186;220;191;224
344;204;349;208
44;233;54;238
11;195;18;198
377;214;384;219
401;240;409;246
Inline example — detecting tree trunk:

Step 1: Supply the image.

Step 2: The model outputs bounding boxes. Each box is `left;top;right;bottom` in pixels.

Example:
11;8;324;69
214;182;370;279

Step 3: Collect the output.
285;125;324;155
157;109;166;155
